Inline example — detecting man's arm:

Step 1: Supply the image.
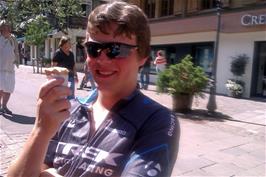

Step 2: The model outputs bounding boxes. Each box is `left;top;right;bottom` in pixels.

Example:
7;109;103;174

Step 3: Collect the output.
12;35;20;68
7;78;71;177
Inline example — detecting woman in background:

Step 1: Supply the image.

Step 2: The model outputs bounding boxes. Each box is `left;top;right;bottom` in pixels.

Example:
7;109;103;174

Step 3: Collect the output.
52;36;78;99
154;50;167;73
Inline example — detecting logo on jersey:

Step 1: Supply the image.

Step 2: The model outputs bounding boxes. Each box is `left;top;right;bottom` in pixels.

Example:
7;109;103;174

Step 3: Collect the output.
145;161;161;176
168;114;176;136
105;127;127;136
56;142;123;176
57;142;122;166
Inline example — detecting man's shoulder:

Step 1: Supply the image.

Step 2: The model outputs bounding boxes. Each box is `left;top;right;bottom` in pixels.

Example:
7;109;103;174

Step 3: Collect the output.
116;91;171;129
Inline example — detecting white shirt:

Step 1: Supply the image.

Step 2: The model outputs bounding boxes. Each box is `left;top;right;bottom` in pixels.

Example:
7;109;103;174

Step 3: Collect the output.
0;35;16;72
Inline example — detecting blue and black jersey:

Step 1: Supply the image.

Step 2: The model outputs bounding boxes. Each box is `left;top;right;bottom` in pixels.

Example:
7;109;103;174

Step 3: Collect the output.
44;90;180;177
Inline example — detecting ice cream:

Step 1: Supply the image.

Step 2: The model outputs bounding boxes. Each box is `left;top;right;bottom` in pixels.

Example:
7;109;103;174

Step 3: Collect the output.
44;67;69;86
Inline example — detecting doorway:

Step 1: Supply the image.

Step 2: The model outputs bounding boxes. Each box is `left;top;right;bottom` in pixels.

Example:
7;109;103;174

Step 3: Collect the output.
252;42;266;97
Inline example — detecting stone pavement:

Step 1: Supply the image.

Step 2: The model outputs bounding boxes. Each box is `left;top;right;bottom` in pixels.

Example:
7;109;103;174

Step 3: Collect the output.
0;65;265;177
143;86;266;177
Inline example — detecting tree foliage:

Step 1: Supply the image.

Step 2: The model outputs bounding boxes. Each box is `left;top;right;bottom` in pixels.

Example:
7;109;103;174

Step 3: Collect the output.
25;16;51;46
0;0;84;34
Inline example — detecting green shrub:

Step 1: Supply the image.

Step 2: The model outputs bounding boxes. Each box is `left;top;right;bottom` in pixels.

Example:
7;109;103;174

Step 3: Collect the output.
157;55;208;96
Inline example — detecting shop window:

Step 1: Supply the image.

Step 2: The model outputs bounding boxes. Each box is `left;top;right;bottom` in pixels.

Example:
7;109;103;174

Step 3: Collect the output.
161;0;174;16
195;46;214;77
144;0;156;18
201;0;216;10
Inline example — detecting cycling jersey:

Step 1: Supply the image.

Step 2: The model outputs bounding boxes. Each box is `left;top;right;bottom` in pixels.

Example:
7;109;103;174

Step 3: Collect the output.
44;89;180;177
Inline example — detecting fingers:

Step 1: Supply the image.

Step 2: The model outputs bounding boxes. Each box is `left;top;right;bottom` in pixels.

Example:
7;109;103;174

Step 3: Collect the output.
52;109;71;123
39;78;65;99
39;78;71;102
53;99;71;113
45;86;71;103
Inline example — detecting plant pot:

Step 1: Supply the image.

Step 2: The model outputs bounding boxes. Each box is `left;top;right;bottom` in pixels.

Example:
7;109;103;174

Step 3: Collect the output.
228;91;242;98
172;94;193;113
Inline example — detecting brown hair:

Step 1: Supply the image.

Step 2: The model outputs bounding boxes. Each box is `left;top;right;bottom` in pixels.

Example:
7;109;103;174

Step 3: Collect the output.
87;1;151;58
59;36;70;48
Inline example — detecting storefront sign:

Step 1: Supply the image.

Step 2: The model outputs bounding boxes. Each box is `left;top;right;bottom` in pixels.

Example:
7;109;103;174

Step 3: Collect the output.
241;14;266;26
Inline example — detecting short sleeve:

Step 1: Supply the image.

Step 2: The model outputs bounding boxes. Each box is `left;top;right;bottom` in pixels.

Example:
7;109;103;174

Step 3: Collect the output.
52;50;61;63
120;110;180;177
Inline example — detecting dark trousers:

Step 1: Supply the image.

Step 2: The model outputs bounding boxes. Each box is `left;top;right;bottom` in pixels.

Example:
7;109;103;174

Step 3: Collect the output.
140;67;150;90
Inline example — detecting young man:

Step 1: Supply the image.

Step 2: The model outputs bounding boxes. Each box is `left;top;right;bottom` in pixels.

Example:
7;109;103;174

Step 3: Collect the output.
7;1;180;177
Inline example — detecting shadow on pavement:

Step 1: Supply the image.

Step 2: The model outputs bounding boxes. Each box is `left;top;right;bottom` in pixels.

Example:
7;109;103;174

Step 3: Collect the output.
3;113;35;124
176;109;231;122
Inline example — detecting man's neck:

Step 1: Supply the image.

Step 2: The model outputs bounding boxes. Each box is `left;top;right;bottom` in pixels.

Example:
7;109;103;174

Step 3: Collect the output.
96;85;136;110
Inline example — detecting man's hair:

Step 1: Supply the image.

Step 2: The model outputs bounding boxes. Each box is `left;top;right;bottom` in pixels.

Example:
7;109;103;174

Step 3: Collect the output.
87;1;151;58
59;36;70;47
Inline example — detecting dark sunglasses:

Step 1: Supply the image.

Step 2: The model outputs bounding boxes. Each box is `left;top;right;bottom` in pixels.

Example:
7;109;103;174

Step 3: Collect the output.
85;41;137;59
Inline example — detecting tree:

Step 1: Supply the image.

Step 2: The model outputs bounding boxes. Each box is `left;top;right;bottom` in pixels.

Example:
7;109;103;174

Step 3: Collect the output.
25;16;51;73
0;0;83;35
25;16;51;46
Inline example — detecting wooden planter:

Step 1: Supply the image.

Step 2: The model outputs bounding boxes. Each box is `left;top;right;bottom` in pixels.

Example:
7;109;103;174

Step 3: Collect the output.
172;94;193;113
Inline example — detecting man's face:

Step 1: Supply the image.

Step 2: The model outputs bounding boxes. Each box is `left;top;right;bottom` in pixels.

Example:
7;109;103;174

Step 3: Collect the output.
61;41;71;51
86;24;146;96
1;25;11;38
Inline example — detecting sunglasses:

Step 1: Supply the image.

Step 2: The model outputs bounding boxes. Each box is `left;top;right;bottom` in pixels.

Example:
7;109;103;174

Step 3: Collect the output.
85;41;137;59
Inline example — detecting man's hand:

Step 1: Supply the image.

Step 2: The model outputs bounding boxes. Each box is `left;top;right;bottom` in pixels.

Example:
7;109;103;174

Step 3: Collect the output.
34;78;71;139
40;168;63;177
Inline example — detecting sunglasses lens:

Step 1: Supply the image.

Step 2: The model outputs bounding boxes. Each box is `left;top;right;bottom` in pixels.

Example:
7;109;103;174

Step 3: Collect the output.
106;43;121;59
86;42;102;58
86;42;136;59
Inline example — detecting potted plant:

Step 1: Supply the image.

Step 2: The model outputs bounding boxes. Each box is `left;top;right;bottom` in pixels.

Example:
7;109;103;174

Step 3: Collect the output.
225;80;244;98
226;54;249;97
157;55;208;112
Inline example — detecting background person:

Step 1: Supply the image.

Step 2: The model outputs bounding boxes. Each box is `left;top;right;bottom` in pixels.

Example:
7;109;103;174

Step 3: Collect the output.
79;58;96;90
0;20;19;115
51;36;78;99
139;55;151;89
154;50;167;73
7;1;180;177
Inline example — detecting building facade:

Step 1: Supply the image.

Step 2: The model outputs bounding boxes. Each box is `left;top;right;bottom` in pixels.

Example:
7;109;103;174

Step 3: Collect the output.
136;0;266;98
39;0;266;98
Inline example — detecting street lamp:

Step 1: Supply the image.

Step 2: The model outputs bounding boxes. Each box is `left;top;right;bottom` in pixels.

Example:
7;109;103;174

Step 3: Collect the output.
207;0;223;113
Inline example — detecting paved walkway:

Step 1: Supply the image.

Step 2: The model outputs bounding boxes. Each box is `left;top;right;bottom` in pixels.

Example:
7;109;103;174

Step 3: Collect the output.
0;66;265;177
142;86;266;177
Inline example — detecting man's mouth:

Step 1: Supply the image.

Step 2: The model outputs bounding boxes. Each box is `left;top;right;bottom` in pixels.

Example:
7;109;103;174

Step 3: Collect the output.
96;70;116;77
